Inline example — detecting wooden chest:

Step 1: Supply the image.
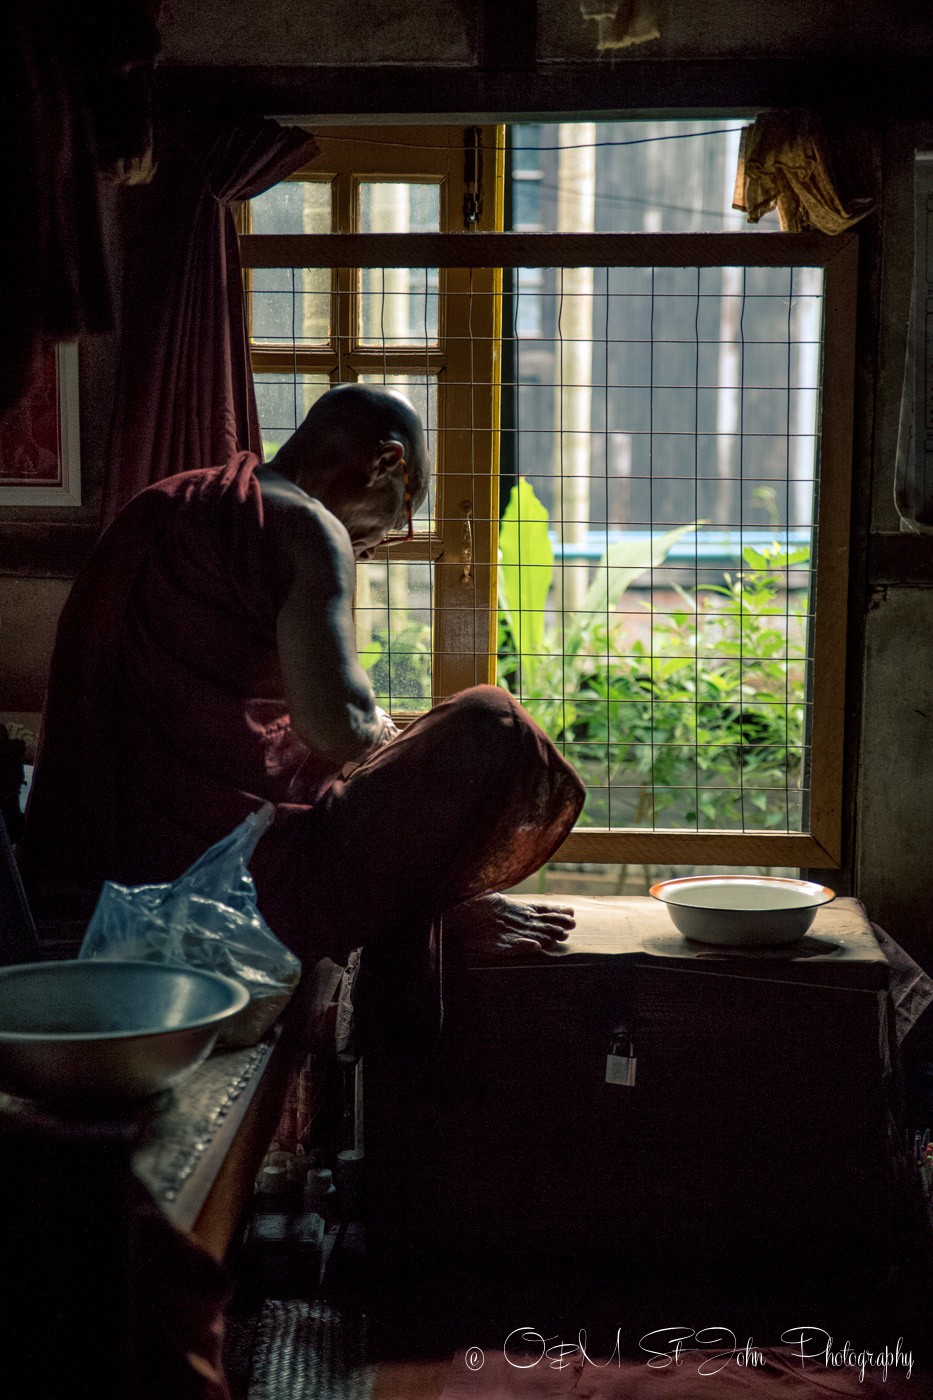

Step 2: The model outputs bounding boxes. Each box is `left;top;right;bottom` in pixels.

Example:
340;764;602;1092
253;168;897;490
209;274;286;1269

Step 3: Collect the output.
363;896;897;1287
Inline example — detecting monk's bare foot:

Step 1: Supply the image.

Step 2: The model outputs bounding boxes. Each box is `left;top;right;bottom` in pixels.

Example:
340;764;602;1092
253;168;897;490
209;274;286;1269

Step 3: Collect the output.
445;893;575;958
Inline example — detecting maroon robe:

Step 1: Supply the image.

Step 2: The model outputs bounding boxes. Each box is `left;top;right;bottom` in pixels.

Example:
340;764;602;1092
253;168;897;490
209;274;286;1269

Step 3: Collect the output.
20;454;584;989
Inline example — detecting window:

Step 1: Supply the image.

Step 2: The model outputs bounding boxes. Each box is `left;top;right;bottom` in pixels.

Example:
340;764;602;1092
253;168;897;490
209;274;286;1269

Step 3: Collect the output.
240;123;857;871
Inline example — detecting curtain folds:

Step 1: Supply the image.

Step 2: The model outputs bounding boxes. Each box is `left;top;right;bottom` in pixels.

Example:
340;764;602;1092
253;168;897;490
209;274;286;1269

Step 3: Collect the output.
2;1;112;417
2;0;163;421
102;118;318;525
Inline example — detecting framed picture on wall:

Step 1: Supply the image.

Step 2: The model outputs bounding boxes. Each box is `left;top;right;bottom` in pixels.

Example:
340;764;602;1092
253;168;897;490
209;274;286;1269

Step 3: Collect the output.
0;343;81;506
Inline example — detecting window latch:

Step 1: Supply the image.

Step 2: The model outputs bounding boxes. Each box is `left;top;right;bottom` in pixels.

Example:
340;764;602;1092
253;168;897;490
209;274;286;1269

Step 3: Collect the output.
460;500;474;587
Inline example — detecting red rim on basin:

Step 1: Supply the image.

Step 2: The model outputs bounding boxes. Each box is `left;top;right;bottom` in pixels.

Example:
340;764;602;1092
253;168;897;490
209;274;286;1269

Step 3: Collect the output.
649;875;836;907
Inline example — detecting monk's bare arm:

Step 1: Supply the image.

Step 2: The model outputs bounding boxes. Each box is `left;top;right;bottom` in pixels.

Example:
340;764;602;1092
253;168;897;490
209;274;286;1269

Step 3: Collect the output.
267;498;387;765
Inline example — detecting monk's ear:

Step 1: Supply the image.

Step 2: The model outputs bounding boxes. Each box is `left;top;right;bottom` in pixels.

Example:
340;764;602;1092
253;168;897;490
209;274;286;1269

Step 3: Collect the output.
369;438;405;483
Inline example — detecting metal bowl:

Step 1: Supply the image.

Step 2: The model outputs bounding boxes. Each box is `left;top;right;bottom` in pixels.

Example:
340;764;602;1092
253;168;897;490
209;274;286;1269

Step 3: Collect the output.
649;875;836;947
0;960;249;1105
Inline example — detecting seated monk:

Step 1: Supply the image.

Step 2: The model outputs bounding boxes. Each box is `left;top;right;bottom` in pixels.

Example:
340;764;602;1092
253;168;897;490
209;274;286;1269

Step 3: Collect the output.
19;385;585;1044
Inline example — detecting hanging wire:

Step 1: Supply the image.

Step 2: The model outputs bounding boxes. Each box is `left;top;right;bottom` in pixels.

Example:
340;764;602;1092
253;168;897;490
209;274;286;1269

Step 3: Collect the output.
556;266;568;761
467;265;478;685
520;183;754;224
424;258;435;702
378;268;393;709
291;267;299;434
513;269;524;714
309;128;746;156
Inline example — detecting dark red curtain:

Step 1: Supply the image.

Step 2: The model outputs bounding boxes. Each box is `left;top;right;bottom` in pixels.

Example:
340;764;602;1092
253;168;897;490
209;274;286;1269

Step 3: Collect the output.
102;118;318;525
1;0;162;419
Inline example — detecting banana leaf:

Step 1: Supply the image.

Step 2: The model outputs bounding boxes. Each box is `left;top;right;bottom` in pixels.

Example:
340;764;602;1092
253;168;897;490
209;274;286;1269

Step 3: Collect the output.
498;478;554;665
578;523;699;621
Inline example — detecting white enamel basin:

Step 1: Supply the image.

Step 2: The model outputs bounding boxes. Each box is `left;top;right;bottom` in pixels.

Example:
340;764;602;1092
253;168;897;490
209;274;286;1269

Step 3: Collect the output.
649;875;836;946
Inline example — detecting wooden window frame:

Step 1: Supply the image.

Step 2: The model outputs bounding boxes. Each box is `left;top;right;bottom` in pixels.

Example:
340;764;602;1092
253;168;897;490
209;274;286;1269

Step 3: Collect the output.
242;138;857;871
242;126;504;702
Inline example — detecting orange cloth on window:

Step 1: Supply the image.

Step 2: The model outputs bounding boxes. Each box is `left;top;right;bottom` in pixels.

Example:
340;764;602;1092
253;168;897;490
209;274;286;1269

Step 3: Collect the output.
732;110;874;235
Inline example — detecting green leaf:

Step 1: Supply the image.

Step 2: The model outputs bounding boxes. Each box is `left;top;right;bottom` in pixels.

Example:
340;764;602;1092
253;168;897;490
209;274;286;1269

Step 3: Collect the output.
580;523;698;619
498;478;555;670
741;546;772;571
651;656;693;681
358;639;383;673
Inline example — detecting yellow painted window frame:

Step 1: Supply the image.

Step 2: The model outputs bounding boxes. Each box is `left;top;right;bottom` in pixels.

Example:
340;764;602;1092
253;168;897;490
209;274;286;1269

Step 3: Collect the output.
241;133;857;872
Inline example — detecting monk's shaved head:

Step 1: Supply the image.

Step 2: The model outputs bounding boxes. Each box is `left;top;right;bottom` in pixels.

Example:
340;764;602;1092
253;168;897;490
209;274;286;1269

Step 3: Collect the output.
275;384;430;511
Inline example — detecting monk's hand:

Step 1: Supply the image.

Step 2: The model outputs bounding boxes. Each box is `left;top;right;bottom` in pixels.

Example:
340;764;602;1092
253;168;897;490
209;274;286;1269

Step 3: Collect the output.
451;893;575;958
375;706;400;746
340;707;399;777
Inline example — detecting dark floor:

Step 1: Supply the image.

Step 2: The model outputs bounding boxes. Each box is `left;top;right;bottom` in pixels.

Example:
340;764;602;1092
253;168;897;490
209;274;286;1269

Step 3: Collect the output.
225;1202;933;1399
225;1035;933;1397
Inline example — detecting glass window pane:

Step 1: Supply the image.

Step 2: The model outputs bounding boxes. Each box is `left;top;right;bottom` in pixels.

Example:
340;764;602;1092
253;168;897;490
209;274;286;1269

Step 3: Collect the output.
512;125;542;176
251;179;332;234
250;181;332;345
509;120;782;234
359;373;437;524
356;559;433;712
251;267;330;347
358;184;440;345
360;268;439;345
254;373;330;458
512;179;542;231
514;267;543;337
359;182;440;233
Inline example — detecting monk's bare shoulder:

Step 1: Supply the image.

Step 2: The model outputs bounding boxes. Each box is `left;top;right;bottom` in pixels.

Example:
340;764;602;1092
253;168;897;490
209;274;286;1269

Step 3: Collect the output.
255;467;354;603
254;465;379;761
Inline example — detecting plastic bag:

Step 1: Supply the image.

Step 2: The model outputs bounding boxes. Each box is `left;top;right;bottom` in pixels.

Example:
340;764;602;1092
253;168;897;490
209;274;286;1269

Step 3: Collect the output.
79;804;301;1048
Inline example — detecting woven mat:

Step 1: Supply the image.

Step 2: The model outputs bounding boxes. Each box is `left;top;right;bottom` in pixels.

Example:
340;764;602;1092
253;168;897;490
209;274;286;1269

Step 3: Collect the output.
248;1299;375;1400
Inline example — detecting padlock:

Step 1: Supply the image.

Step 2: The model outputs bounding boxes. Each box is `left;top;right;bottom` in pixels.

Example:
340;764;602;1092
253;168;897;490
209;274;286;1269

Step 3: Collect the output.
605;1023;636;1087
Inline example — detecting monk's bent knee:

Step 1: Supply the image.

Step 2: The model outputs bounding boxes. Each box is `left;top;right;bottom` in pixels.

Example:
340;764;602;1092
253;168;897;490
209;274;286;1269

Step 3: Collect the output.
436;684;531;743
427;685;575;788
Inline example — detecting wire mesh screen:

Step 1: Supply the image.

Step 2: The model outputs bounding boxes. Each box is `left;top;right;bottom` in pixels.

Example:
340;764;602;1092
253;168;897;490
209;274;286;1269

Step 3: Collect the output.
500;263;822;834
252;260;823;836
